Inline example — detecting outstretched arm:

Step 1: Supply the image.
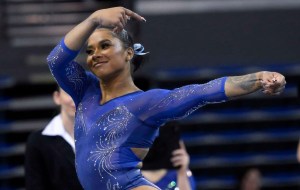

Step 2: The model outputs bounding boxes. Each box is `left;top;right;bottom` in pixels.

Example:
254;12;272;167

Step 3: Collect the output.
64;7;145;51
225;71;286;98
138;71;285;127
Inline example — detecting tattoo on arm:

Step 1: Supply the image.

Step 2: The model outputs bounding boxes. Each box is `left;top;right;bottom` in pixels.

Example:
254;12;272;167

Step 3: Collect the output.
227;73;258;91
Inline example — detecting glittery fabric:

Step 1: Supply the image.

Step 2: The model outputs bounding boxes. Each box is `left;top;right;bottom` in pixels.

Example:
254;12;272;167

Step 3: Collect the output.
47;39;228;190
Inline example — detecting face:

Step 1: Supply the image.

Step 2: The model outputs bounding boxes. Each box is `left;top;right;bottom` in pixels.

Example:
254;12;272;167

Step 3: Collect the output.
86;29;133;80
241;169;261;190
53;88;76;118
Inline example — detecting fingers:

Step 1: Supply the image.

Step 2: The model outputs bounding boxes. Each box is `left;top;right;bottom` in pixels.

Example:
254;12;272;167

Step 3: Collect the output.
124;8;146;22
119;11;126;27
172;149;189;162
113;8;145;33
113;11;126;33
96;7;145;34
171;157;184;167
113;21;124;33
262;82;285;95
262;82;285;94
172;149;184;156
260;72;286;95
171;150;189;168
179;140;186;150
171;154;185;166
262;72;285;84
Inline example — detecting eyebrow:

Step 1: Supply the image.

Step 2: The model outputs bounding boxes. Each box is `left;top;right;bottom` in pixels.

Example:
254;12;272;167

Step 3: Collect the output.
87;39;112;49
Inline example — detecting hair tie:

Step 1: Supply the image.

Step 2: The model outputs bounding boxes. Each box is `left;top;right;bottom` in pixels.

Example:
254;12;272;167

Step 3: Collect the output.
133;43;149;55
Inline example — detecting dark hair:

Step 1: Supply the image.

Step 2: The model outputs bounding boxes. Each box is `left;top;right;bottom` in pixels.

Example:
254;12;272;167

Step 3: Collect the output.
108;28;148;72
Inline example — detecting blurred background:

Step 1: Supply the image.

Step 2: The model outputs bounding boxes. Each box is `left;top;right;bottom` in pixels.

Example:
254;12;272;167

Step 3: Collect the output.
0;0;300;189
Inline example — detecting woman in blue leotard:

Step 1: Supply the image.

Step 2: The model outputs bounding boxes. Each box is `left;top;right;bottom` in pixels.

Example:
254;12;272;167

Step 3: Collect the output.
47;7;286;190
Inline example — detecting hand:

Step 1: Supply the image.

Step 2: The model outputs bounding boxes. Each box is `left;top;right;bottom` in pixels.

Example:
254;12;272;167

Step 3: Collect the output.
260;71;286;95
171;140;190;171
90;7;146;33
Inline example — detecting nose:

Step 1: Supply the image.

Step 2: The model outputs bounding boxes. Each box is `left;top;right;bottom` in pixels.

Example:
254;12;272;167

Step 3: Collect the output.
92;49;102;61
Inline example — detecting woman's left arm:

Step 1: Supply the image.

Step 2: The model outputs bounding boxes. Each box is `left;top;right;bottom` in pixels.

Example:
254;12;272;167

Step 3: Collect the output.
139;71;285;127
225;71;286;98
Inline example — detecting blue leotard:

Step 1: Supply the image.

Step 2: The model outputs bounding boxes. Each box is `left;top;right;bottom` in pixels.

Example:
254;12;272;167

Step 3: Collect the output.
47;39;228;190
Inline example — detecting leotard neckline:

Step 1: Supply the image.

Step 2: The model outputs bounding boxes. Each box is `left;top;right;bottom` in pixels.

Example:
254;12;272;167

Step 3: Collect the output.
98;90;144;106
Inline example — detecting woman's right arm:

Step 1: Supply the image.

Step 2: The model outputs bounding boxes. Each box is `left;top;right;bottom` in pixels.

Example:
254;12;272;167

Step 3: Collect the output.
64;7;145;51
47;7;145;104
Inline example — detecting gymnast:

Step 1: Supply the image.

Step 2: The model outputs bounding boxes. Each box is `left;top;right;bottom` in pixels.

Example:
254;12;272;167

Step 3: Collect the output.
47;7;286;190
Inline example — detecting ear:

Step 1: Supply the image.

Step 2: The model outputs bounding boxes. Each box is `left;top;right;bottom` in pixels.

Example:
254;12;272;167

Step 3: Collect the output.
53;91;61;106
126;47;134;62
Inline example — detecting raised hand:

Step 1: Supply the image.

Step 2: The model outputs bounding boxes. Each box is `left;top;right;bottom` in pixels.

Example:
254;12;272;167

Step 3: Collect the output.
260;71;286;95
90;7;146;33
64;7;146;51
171;140;190;171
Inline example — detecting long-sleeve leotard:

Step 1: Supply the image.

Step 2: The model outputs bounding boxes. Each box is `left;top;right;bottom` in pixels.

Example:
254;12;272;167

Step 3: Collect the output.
47;39;228;190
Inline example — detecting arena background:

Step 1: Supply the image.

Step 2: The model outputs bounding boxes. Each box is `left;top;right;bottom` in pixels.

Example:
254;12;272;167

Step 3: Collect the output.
0;0;299;189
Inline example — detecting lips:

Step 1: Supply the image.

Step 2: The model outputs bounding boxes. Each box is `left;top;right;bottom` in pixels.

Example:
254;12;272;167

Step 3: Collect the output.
93;61;108;68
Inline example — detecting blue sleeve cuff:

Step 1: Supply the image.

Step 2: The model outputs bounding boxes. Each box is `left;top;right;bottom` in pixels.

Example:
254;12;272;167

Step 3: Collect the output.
221;76;229;100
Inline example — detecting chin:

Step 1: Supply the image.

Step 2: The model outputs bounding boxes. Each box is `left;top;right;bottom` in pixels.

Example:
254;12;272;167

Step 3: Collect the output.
69;114;76;119
68;110;76;117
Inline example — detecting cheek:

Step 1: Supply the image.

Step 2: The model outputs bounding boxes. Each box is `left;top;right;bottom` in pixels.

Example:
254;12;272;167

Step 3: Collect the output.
112;54;127;68
86;57;93;68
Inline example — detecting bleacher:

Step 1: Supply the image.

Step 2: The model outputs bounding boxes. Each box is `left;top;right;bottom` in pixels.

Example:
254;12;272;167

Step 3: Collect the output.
0;0;300;190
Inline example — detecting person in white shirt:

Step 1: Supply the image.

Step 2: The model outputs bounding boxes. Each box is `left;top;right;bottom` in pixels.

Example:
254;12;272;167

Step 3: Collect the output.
25;86;83;190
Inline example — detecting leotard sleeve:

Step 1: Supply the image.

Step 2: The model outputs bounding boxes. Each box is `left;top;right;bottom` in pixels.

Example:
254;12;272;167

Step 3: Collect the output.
136;77;228;127
47;38;96;106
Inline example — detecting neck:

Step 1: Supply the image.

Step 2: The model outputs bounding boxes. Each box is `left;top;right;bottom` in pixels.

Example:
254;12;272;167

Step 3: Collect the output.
60;111;75;139
100;70;140;104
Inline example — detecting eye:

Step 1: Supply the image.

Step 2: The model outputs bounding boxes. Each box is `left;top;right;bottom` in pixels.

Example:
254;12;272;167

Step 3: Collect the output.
86;49;94;55
101;43;110;49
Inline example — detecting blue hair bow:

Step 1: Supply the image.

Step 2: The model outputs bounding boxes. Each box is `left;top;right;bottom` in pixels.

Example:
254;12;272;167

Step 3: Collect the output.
133;43;149;55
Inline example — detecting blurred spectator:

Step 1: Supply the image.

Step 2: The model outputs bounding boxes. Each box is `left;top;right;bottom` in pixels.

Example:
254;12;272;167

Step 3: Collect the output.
25;87;83;190
237;168;262;190
141;123;196;190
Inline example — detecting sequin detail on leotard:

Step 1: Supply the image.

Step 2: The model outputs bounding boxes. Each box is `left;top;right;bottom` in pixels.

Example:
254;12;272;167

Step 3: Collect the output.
87;106;133;189
148;78;226;123
65;62;85;95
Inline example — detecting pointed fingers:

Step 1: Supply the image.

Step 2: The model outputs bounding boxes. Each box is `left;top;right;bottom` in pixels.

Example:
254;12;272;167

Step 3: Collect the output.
124;8;146;22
